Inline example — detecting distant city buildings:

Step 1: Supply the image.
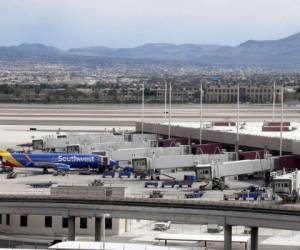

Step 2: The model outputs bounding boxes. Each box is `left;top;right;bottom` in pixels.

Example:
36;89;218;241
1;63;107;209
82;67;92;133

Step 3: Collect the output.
0;82;295;104
0;62;299;104
205;84;283;103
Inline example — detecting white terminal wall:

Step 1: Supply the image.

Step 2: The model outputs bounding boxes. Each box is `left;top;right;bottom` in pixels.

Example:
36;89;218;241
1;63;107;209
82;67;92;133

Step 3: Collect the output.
0;186;127;238
0;214;123;238
292;141;300;155
136;122;299;154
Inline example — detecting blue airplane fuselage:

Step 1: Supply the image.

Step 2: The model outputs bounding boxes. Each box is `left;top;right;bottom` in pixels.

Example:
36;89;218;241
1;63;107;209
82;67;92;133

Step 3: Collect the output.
0;150;106;170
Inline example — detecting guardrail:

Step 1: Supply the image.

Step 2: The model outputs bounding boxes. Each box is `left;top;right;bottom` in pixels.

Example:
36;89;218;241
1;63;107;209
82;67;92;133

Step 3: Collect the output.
0;190;281;205
0;194;299;216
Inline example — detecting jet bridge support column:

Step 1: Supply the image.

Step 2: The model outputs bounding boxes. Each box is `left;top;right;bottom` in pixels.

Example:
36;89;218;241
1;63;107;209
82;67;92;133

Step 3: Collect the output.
68;216;76;241
224;224;232;250
251;227;259;250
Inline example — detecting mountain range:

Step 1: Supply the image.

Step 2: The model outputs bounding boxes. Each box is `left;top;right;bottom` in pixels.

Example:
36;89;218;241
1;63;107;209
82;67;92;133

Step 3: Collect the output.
1;32;300;66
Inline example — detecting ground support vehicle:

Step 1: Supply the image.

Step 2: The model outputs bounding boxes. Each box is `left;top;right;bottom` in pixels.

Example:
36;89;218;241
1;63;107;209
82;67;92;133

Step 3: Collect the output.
79;169;93;175
149;190;163;198
212;178;227;190
145;181;158;188
154;221;171;231
28;181;55;188
207;224;223;233
161;180;193;188
184;191;204;199
273;171;300;203
224;185;275;201
89;179;104;187
102;171;115;178
53;170;67;176
118;170;131;178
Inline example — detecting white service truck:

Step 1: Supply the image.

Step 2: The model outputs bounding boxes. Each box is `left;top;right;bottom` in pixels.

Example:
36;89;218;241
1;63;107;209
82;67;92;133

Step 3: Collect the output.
273;171;300;202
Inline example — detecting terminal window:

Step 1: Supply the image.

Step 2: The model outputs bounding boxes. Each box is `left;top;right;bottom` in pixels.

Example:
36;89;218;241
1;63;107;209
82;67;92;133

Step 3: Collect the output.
62;218;68;228
80;218;87;229
45;216;52;228
105;218;112;230
6;214;10;226
20;215;28;227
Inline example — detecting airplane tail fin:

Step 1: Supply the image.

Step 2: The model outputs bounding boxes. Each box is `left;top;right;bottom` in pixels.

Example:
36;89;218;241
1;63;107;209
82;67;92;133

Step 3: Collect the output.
0;149;9;159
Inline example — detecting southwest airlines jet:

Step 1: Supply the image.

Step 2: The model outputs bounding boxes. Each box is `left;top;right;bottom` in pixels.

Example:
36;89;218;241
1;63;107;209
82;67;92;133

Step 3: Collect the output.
0;149;114;172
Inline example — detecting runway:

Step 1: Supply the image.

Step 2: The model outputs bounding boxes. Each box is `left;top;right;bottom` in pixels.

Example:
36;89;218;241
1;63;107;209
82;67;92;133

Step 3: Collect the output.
0;103;299;126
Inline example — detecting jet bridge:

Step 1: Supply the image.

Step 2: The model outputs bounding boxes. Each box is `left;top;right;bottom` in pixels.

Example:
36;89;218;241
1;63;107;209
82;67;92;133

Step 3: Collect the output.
195;157;276;181
110;145;190;162
39;133;157;152
132;153;229;173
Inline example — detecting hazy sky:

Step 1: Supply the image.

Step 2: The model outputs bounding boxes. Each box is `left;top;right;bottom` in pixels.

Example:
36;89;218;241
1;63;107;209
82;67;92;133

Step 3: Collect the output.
1;0;300;49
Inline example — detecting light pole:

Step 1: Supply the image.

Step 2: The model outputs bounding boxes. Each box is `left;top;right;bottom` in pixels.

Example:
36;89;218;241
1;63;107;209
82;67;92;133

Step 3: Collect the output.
168;83;172;139
235;83;240;157
280;84;284;157
141;83;145;136
199;83;203;144
164;81;167;121
272;80;276;120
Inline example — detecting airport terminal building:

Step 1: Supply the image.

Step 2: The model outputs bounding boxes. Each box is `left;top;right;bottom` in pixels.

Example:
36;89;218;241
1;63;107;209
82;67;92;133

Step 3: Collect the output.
0;186;127;240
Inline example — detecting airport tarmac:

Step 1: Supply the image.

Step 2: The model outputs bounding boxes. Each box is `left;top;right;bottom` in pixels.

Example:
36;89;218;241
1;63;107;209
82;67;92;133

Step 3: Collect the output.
0;103;299;149
0;169;252;198
0;170;298;250
1;103;300;249
0;103;300;126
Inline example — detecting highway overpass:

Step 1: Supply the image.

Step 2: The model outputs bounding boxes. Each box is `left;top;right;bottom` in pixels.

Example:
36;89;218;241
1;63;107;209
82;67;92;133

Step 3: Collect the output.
0;195;299;250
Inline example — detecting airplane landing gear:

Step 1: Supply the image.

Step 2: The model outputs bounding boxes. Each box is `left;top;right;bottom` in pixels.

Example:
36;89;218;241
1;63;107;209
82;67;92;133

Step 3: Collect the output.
53;170;66;176
7;171;17;179
43;167;49;174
